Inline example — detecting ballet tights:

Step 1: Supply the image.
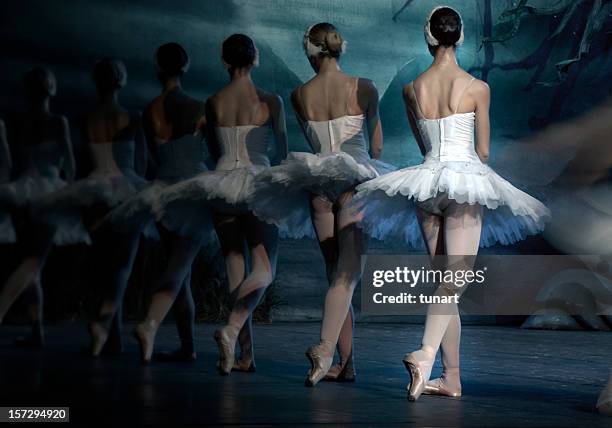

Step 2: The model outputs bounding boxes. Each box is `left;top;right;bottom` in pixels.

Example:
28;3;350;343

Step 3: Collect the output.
0;222;53;345
214;212;276;365
139;226;203;350
311;192;364;359
415;197;483;387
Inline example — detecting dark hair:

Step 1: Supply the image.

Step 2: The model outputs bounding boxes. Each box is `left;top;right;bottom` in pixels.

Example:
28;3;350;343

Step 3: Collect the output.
222;34;256;69
92;58;127;92
306;22;344;58
23;67;56;99
155;42;189;77
429;7;462;47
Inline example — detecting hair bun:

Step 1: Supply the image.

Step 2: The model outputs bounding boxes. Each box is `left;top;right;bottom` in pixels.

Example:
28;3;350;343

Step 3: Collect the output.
155;42;190;77
304;22;345;59
222;34;257;69
93;58;127;91
325;31;344;56
425;6;464;47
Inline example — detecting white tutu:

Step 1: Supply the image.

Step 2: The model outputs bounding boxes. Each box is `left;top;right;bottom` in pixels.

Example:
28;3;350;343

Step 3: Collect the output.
107;180;214;243
250;151;396;239
1;175;91;245
35;174;136;245
157;166;263;218
354;159;551;248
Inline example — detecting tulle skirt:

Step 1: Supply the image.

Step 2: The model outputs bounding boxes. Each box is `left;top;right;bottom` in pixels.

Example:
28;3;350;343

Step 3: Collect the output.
157;166;263;217
1;175;91;245
250;151;396;239
106;179;215;244
35;174;136;245
353;159;551;248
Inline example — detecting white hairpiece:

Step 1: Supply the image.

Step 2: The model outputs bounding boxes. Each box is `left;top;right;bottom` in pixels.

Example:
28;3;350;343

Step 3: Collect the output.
303;24;347;58
424;5;464;47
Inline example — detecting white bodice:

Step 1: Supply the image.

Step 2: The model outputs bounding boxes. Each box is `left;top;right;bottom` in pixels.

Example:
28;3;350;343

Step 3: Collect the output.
89;142;122;176
214;125;271;171
304;114;371;161
417;112;481;164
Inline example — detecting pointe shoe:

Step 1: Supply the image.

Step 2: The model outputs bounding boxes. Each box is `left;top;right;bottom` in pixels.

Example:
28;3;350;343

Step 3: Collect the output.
133;320;158;365
403;351;434;401
88;322;109;358
232;359;256;373
214;326;238;376
598;379;612;416
423;377;462;397
305;343;334;387
324;353;356;382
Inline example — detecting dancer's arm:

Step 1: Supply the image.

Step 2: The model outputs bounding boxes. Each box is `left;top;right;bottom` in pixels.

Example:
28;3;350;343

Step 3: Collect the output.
473;80;491;164
402;82;426;156
290;87;315;153
58;115;76;182
0;120;11;182
269;94;288;165
132;111;149;177
204;98;221;163
361;79;383;160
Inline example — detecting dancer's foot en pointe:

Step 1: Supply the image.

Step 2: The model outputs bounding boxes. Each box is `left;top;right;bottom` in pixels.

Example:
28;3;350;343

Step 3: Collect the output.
214;325;240;376
88;321;109;357
305;340;334;387
423;368;462;397
134;320;159;365
324;351;356;382
403;348;435;401
598;375;612;416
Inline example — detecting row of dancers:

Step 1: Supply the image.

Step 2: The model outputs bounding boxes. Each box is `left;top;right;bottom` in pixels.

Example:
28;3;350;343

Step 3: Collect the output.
0;6;565;403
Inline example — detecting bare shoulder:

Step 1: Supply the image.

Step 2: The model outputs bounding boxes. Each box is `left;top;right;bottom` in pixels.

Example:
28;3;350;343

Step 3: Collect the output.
469;78;490;100
402;80;416;99
357;77;378;96
290;86;303;107
259;90;283;112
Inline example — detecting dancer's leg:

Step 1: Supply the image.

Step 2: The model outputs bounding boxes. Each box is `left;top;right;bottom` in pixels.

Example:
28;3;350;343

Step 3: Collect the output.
171;274;196;357
216;214;273;375
308;192;365;386
598;372;612;416
310;195;337;283
0;221;53;348
407;201;482;400
0;258;42;323
235;217;279;371
13;279;44;348
310;194;355;377
212;213;246;374
134;228;202;363
89;228;141;356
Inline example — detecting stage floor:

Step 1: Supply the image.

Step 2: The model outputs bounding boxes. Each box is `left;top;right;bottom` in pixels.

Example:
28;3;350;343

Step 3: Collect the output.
0;323;609;427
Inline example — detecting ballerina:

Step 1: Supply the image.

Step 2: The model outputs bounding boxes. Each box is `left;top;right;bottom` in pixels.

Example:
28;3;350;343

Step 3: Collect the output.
110;42;212;364
0;67;77;348
250;23;394;386
78;58;152;357
353;6;550;401
156;34;288;375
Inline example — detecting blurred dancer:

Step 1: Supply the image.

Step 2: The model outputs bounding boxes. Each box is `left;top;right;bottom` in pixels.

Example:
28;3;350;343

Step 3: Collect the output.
156;34;287;374
111;43;212;364
0;67;76;348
